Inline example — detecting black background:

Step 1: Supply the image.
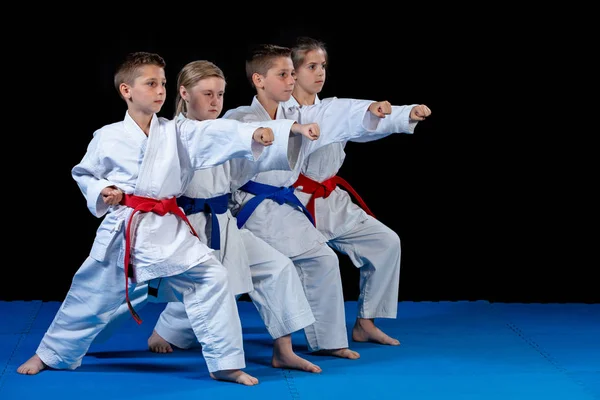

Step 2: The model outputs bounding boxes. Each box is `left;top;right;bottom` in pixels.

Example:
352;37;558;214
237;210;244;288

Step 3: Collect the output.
6;10;595;304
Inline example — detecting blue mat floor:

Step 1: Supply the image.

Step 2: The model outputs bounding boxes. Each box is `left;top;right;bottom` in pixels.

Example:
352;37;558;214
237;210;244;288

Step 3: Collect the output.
1;301;598;400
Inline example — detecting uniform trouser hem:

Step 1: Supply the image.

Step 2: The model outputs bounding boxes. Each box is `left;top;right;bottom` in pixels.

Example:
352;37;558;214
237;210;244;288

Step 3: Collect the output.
267;309;315;339
37;343;80;370
155;323;196;350
357;308;398;320
305;326;349;353
307;338;350;353
204;353;246;373
358;313;397;319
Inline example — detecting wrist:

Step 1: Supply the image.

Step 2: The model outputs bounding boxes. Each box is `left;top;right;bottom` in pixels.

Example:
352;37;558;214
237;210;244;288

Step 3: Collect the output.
290;122;300;134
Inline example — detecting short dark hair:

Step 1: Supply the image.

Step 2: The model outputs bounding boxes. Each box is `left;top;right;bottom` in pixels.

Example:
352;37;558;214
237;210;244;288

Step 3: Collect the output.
245;44;291;88
114;52;166;99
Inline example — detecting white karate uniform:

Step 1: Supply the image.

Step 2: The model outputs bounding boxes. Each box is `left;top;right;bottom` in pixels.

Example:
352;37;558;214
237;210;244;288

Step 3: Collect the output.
222;96;383;352
153;113;315;347
35;111;296;373
282;95;419;320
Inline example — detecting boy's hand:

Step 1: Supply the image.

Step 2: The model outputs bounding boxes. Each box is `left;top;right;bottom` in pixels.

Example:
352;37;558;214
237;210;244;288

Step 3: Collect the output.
368;101;392;118
252;127;274;146
292;122;320;141
101;186;124;205
410;104;432;121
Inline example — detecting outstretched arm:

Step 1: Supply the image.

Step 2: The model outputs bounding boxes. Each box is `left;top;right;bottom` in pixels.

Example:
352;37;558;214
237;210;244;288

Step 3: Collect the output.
177;118;296;170
353;103;433;143
228;122;321;190
292;97;382;155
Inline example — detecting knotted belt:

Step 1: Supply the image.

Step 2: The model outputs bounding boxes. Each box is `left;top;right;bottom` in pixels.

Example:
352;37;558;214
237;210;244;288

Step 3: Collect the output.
120;194;199;324
236;180;315;229
292;173;376;224
176;193;230;250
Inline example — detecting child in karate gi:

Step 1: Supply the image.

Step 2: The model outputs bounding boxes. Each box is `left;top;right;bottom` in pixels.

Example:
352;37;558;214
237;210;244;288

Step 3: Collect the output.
101;60;322;373
284;36;431;347
16;51;315;386
222;44;399;360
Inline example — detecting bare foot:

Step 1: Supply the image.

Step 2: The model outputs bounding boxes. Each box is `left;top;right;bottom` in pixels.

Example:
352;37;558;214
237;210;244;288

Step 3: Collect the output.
272;335;321;373
352;318;400;345
17;354;47;375
148;330;173;353
313;348;360;359
210;369;259;386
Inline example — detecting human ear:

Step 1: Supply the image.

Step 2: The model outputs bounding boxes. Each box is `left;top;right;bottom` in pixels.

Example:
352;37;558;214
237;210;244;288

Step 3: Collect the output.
252;73;263;88
119;83;131;100
179;85;188;102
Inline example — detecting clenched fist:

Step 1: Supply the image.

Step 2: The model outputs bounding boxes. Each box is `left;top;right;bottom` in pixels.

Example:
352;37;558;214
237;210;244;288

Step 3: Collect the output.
252;127;275;146
368;101;392;118
409;104;431;121
101;185;124;206
291;122;320;141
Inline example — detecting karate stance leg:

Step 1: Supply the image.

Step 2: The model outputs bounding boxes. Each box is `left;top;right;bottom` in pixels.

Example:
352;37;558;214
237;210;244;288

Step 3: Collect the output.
158;255;257;386
241;229;320;373
291;244;359;360
18;256;129;374
151;302;196;351
92;282;149;345
328;216;401;345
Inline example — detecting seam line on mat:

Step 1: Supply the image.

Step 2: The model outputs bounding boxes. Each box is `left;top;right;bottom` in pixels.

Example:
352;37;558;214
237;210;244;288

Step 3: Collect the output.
493;304;599;400
282;368;300;399
0;301;43;389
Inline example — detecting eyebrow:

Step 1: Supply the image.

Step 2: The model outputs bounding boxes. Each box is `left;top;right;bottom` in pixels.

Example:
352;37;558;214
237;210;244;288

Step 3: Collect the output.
143;77;166;82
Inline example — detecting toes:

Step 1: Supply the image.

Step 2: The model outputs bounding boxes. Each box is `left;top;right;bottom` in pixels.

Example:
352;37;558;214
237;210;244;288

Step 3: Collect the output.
238;375;259;386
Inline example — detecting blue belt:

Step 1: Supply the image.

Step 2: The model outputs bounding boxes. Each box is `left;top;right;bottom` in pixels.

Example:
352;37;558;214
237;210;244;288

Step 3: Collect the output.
177;193;230;250
236;180;315;229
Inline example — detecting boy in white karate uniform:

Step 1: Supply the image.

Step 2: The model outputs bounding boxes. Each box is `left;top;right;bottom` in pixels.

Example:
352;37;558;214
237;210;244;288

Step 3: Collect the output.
100;60;323;373
222;44;400;359
284;37;432;346
16;52;316;386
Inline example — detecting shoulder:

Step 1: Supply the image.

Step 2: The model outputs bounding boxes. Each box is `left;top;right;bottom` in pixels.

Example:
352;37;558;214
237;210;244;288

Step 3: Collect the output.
93;121;125;142
303;97;338;111
222;106;256;122
157;116;177;132
91;121;138;154
320;97;338;105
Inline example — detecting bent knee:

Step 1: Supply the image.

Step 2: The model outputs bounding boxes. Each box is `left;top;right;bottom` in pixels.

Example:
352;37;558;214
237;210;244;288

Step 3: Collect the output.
321;245;340;266
211;265;230;285
192;262;230;287
320;247;342;278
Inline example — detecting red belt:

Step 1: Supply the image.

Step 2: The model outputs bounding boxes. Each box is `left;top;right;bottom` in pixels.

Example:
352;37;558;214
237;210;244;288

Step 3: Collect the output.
120;194;199;324
292;174;375;224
